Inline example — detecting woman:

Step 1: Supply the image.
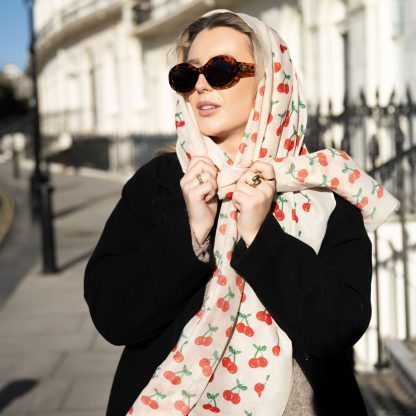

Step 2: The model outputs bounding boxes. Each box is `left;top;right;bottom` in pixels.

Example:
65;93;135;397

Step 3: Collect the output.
84;9;399;416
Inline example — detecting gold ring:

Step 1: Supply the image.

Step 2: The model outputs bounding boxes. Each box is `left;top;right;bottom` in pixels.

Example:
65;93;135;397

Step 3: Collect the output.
261;175;276;181
247;174;262;188
196;173;203;185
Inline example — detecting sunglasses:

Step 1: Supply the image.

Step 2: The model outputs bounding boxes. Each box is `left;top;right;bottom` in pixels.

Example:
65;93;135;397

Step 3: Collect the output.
168;55;256;93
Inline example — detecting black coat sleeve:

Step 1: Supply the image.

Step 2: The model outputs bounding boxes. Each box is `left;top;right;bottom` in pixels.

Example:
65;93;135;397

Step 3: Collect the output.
84;158;214;347
230;193;373;360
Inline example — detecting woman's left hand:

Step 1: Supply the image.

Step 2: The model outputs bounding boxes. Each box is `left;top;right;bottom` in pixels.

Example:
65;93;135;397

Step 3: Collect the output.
231;161;276;247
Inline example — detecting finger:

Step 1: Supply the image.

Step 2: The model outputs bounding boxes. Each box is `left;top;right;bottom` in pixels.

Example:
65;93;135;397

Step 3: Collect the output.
187;160;218;180
249;161;275;179
188;156;220;173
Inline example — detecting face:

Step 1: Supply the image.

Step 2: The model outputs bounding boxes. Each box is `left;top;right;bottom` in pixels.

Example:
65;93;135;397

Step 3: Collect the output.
184;26;257;157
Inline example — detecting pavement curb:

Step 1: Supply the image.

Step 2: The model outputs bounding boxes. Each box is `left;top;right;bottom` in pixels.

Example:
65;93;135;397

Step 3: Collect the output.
0;190;15;247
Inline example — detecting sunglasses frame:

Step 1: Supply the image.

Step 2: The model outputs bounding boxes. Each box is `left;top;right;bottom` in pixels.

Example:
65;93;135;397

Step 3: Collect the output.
169;55;256;93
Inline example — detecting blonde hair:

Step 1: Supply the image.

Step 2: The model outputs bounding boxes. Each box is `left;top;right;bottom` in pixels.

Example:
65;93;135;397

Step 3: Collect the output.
158;11;266;155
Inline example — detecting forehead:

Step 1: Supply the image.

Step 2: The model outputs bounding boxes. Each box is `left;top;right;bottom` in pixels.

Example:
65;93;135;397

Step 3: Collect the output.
187;26;253;64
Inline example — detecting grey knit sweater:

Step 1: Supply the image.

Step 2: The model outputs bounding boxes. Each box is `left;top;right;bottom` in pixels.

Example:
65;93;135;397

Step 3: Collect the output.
190;230;317;415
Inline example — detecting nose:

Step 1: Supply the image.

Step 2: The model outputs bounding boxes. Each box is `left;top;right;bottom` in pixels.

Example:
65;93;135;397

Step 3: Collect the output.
194;73;212;92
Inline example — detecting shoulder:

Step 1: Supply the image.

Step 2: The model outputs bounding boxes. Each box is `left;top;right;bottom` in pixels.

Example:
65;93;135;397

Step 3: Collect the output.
323;192;371;247
123;153;178;191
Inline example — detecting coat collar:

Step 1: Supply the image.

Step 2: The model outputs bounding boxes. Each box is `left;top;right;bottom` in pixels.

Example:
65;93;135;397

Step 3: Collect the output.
157;152;184;196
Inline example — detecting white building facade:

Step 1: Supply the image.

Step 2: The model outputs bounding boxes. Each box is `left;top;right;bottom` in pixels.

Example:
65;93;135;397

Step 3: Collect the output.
34;0;416;371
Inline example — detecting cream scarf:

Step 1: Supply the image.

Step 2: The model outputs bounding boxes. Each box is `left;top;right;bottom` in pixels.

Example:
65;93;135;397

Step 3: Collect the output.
127;9;399;416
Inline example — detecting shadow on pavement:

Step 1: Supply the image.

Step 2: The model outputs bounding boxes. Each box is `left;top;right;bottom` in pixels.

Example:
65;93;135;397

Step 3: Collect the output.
0;379;38;412
54;190;120;219
58;249;93;272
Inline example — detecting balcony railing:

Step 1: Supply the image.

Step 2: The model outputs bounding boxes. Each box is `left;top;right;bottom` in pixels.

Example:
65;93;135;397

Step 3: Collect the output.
37;0;123;45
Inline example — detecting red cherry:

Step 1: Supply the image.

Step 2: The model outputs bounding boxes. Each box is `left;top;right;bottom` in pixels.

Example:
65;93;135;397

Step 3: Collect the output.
217;298;224;308
128;406;134;414
256;311;266;321
277;83;285;93
280;44;287;53
274;61;281;72
195;336;204;345
241;293;246;302
259;85;265;96
222;357;231;367
249;357;259;368
223;390;232;401
302;202;311;212
172;375;181;385
226;326;233;337
181;405;191;415
298;169;308;178
377;186;384;198
276;125;283;136
227;362;238;374
239;143;247;153
330;177;339;189
267;114;273;124
284;139;294;150
222;301;230;312
217;275;227;285
259;147;268;158
149;400;158;409
211;406;220;413
204;336;213;346
252;111;260;121
203;404;213;410
219;224;227;234
284;83;289;93
202;366;212;376
175;120;185;128
265;314;273;325
141;395;151;404
175;400;185;410
199;358;210;367
258;357;268;367
244;326;254;337
273;207;285;222
272;345;281;356
236;323;246;333
251;132;258;142
164;370;174;380
231;393;241;404
173;351;184;362
254;383;265;397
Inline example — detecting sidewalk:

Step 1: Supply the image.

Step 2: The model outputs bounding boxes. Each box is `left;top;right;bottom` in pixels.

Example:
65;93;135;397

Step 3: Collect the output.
0;161;128;415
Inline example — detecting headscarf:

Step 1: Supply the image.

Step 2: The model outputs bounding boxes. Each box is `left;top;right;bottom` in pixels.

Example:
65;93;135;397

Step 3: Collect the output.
126;9;399;416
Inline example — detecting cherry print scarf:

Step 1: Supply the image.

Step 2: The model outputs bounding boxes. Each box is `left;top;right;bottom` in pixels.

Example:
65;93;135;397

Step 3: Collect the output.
127;9;399;416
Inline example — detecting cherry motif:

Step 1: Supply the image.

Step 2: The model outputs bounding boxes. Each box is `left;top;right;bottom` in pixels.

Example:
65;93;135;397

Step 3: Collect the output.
163;365;192;385
330;177;339;190
194;324;218;346
223;379;247;404
236;312;255;337
173;341;188;362
217;287;235;312
254;375;270;397
199;351;220;377
248;344;268;368
259;147;268;158
251;132;258;142
141;389;166;409
256;310;273;325
179;141;191;161
174;390;196;415
221;345;241;374
317;152;328;166
296;169;309;182
239;143;247;153
202;392;220;413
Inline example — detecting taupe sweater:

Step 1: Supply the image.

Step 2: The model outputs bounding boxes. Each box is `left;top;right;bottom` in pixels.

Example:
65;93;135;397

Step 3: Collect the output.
190;230;316;415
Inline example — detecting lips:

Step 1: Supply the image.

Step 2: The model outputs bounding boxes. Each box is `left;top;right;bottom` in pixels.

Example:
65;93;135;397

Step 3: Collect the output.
197;101;221;117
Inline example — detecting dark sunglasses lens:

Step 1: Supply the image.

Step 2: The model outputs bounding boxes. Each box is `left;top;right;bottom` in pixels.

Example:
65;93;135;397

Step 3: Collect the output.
170;66;198;93
205;59;236;87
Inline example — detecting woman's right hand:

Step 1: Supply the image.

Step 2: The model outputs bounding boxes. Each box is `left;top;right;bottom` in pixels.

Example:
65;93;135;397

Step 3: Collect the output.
180;156;219;244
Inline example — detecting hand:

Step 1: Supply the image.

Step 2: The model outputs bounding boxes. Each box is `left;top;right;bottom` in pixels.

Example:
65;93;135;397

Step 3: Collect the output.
180;156;219;244
231;161;276;247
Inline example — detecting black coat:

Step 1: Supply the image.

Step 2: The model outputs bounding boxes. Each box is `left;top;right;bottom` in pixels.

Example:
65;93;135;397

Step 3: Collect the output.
84;152;372;415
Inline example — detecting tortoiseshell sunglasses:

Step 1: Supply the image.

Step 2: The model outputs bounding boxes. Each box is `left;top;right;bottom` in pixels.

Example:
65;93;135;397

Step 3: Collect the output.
168;55;256;93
